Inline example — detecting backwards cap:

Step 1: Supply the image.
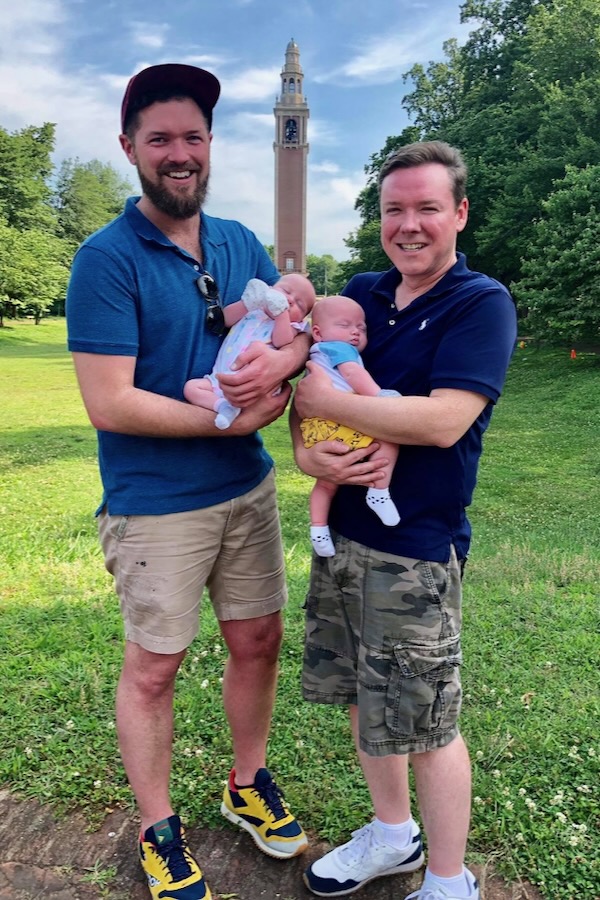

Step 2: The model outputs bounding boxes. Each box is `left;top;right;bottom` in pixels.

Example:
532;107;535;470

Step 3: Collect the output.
121;63;221;133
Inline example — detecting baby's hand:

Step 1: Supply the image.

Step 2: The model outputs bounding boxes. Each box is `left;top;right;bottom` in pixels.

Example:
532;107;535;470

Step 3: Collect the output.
264;288;289;317
241;279;270;312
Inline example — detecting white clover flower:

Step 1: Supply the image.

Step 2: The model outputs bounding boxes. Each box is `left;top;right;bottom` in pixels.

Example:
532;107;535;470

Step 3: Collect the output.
516;833;525;843
195;749;203;757
568;746;582;760
24;747;33;757
525;798;536;810
587;748;596;757
556;812;567;824
568;835;580;847
72;771;80;777
213;644;222;654
94;780;102;789
475;750;484;760
66;720;75;730
200;650;209;658
518;788;526;796
573;823;587;833
492;769;501;778
296;740;305;748
200;679;209;689
183;748;192;757
107;721;115;729
505;801;514;810
474;796;484;805
551;791;565;805
577;785;592;794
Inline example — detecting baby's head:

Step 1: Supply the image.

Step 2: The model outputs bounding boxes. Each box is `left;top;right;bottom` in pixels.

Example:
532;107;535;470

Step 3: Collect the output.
311;295;368;352
274;274;316;322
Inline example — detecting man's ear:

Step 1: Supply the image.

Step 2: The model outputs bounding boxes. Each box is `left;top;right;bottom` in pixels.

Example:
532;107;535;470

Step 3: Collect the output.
119;133;136;166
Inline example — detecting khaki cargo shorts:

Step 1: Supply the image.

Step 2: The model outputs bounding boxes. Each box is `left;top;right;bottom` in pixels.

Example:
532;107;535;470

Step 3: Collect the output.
302;533;463;755
98;471;287;655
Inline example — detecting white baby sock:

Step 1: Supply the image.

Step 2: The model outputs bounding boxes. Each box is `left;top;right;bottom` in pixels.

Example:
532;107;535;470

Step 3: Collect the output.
366;488;400;526
214;400;241;430
310;525;335;557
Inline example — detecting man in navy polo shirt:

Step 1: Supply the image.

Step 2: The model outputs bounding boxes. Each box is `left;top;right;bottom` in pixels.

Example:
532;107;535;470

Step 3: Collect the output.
67;64;309;900
292;141;517;900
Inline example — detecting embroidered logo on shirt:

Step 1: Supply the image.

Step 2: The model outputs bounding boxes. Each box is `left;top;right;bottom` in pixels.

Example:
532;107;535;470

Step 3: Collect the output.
418;318;430;331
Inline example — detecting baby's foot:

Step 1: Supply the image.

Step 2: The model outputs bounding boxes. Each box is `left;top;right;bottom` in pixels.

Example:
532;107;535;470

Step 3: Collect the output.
366;488;400;526
310;525;335;557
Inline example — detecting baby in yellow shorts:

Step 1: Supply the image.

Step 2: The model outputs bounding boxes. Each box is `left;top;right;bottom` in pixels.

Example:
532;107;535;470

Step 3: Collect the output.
300;295;400;557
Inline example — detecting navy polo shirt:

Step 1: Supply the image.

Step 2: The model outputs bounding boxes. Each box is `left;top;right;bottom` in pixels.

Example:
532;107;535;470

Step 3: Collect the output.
67;197;280;515
331;253;517;562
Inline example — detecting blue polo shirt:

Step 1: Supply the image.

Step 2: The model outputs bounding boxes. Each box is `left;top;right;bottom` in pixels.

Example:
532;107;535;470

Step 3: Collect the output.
332;254;517;562
66;197;280;515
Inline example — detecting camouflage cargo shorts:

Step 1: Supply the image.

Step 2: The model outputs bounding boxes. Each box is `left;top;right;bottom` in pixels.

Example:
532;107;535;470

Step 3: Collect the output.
302;533;464;756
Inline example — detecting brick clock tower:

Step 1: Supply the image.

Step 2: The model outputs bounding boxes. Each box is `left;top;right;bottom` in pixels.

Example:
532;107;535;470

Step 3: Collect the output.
273;39;309;275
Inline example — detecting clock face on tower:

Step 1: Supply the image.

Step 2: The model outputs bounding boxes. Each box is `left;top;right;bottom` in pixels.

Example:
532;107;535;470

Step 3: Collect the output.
285;118;297;142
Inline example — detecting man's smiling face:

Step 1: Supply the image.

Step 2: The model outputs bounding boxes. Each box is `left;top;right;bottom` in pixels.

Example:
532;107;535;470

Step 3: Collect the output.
121;97;211;219
380;162;468;289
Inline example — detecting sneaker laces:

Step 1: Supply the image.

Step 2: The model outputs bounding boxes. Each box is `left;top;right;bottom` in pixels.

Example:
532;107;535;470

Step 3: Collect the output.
255;777;288;822
154;835;194;882
338;823;380;866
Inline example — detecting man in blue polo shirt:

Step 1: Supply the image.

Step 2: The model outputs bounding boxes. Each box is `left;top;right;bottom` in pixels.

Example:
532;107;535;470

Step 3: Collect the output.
67;64;309;900
292;141;517;900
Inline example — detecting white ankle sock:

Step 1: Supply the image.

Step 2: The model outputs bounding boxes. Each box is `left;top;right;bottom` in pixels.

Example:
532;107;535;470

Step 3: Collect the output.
423;867;474;898
366;488;400;526
310;525;335;557
373;816;413;849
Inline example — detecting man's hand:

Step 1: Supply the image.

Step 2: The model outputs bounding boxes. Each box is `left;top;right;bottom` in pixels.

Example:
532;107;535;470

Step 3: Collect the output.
293;360;337;419
228;380;292;434
289;405;388;488
298;439;389;487
217;342;280;407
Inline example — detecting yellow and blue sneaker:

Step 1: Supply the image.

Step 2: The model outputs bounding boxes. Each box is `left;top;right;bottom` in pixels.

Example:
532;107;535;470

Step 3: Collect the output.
220;767;308;859
139;814;211;899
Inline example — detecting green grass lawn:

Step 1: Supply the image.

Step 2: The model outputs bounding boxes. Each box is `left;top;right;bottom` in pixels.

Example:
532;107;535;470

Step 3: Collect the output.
1;318;598;899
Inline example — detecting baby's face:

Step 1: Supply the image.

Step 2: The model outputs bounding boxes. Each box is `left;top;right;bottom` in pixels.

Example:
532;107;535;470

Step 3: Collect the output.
276;275;316;322
314;300;368;351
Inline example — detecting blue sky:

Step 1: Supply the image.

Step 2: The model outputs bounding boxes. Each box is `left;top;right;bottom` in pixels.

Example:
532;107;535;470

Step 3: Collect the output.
0;0;473;259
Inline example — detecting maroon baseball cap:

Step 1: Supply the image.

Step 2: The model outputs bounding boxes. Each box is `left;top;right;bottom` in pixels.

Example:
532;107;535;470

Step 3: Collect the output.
120;63;221;133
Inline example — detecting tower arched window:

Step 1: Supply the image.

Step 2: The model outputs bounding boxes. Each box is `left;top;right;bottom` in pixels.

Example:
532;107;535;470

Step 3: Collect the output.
289;78;296;93
285;119;297;142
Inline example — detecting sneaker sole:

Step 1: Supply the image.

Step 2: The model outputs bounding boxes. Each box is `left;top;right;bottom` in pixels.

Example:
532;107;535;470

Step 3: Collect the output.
220;802;308;860
302;850;425;897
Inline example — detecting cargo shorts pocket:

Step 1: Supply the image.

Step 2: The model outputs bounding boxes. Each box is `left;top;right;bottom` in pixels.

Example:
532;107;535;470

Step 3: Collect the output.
385;636;462;738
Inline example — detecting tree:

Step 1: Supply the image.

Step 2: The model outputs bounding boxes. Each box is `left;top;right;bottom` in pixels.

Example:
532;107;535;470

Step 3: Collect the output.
0;221;69;324
53;158;132;247
0;124;57;232
305;254;340;296
514;165;600;344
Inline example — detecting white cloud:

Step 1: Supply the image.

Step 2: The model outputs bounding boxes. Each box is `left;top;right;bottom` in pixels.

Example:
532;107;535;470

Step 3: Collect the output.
315;22;471;85
130;22;169;49
220;67;281;104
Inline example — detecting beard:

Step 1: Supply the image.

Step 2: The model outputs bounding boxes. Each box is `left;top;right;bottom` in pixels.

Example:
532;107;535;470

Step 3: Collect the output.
137;167;210;220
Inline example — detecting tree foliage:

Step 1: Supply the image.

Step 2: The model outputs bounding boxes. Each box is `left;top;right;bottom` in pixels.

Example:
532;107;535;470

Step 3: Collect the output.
514;165;600;344
342;0;600;344
53;158;132;247
0;124;132;324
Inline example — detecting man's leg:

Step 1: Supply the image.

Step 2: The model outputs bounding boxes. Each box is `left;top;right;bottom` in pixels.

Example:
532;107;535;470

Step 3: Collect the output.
219;611;282;783
410;734;472;876
350;704;412;823
116;641;186;834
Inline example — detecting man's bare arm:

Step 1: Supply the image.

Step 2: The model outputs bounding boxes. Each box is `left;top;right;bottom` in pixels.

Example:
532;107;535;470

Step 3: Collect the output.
72;352;291;438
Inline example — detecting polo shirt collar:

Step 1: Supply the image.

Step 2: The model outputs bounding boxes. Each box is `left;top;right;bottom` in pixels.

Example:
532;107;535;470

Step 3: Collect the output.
371;252;469;304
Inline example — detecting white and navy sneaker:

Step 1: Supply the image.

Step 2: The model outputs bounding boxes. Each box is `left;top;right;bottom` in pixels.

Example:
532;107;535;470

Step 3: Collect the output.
303;819;424;896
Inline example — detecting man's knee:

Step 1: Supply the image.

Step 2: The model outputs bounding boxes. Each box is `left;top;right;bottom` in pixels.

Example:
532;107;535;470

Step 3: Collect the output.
221;612;283;664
